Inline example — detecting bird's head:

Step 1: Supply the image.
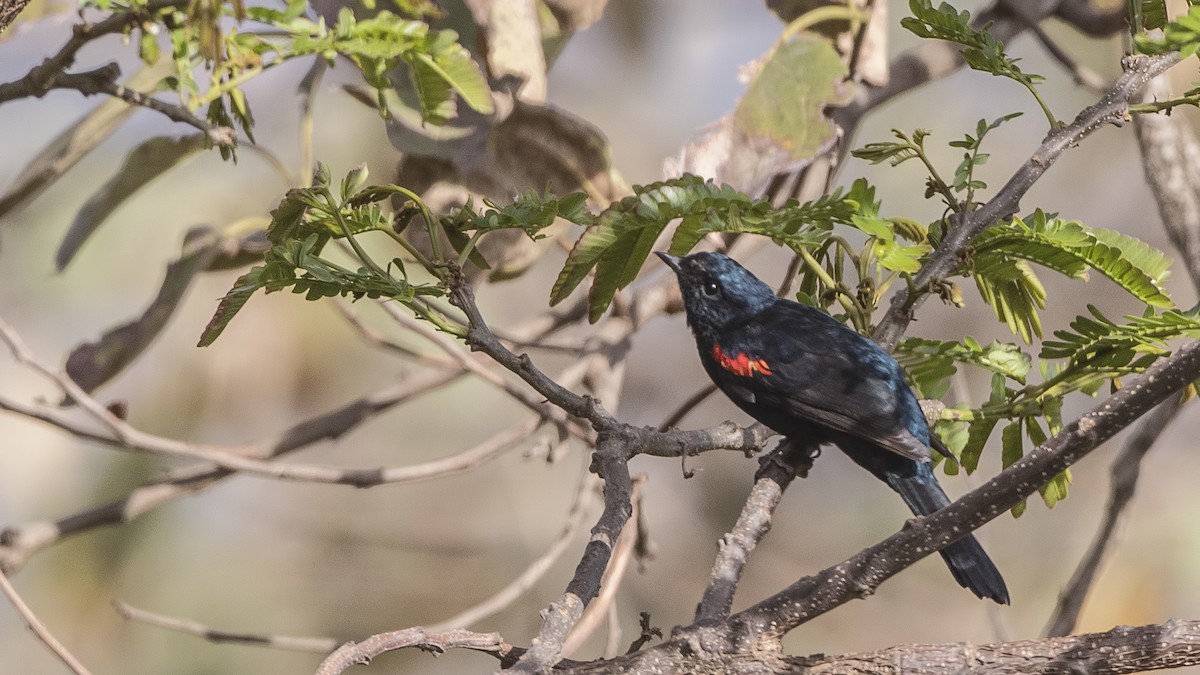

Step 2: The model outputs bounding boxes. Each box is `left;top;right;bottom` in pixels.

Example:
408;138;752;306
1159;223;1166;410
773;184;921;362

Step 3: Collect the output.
656;251;777;333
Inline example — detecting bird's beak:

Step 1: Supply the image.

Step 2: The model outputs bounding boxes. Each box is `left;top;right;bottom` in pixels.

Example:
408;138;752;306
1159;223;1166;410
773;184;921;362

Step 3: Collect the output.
656;251;682;273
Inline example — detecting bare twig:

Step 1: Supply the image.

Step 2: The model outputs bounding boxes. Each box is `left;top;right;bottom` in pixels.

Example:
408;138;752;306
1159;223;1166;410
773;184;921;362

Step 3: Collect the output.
657;383;719;431
0;380;542;488
694;441;816;624
314;628;512;675
332;302;449;363
0;567;92;674
1020;17;1107;91
0;0;186;94
0;361;461;573
378;301;590;440
115;601;337;653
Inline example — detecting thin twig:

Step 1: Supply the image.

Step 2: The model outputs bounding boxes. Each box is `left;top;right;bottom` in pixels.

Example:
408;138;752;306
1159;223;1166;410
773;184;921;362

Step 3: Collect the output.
0;386;542;488
332;301;450;364
1023;18;1107;91
0;567;92;674
378;301;590;439
694;441;815;624
0;0;188;104
114;601;338;653
0;365;461;572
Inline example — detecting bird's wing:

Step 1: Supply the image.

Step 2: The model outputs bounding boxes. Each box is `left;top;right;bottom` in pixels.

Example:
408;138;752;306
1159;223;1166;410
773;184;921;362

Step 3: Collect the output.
730;305;934;463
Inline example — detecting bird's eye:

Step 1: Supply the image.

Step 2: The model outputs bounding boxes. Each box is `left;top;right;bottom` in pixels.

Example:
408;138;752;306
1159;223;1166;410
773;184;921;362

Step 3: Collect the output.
702;281;720;297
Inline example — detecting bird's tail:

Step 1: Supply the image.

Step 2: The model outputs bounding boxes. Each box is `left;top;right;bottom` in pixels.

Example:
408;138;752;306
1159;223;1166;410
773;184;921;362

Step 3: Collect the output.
884;465;1010;604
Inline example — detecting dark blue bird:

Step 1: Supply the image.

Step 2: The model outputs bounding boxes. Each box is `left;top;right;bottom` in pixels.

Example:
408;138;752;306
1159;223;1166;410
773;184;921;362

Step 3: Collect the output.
659;251;1009;604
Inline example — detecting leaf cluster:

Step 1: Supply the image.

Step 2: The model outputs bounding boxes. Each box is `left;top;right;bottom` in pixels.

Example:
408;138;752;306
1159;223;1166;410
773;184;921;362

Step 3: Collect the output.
852;113;1021;215
546;175;864;322
92;0;494;157
1134;2;1200;57
967;209;1173;343
900;0;1055;125
198;164;448;347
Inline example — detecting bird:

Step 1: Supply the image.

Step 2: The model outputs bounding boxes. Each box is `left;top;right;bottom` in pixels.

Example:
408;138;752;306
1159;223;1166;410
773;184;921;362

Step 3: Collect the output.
657;250;1009;604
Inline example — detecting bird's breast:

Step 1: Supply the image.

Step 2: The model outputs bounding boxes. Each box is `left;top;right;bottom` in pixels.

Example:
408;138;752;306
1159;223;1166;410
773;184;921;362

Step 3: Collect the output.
711;344;773;378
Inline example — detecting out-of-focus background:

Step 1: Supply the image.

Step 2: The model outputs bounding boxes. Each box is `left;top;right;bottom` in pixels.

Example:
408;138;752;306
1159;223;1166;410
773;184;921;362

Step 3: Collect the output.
2;1;1199;673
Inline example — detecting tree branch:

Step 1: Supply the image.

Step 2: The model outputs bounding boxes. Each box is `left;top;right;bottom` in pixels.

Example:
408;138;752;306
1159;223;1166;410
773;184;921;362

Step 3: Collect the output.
0;0;187;100
734;336;1200;644
872;52;1182;349
0;567;92;674
693;441;815;624
115;601;337;653
314;628;512;675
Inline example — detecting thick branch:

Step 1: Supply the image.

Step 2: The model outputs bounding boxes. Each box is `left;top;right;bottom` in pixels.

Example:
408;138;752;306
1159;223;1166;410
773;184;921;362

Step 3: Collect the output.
565;618;1200;674
733;337;1200;643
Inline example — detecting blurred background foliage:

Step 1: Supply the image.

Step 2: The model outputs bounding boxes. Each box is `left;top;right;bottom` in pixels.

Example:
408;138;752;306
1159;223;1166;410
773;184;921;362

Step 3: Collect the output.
2;0;1200;673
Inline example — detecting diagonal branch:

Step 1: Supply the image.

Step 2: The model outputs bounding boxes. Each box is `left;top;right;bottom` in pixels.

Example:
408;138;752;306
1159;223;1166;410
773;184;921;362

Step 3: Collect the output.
694;440;816;624
732;336;1200;644
872;52;1182;350
0;567;92;674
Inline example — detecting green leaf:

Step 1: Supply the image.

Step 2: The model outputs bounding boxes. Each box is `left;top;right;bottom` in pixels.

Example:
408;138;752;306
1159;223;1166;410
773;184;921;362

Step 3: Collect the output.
57;134;207;270
1001;420;1026;516
1140;0;1168;30
551;176;741;317
972;259;1046;342
1134;2;1200;54
1039;469;1071;508
960;372;1008;473
551;175;864;321
901;0;1044;87
734;31;849;166
198;266;270;347
1040;305;1200;367
896;337;1031;400
852;128;930;167
874;240;928;273
422;37;494;115
968;210;1174;341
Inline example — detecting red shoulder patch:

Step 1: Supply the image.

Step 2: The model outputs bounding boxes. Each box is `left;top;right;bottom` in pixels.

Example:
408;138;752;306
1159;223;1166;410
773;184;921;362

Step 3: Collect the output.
712;344;772;377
